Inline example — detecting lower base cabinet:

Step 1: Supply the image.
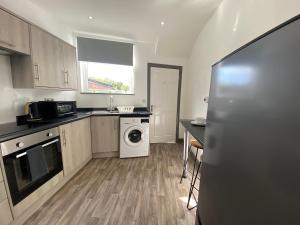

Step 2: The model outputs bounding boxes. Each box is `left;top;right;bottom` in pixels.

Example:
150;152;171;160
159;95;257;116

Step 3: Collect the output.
0;199;13;225
59;118;92;176
91;116;119;157
0;170;13;225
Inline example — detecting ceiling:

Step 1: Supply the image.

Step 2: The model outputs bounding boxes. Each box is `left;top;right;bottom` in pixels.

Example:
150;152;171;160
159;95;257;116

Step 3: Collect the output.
28;0;221;58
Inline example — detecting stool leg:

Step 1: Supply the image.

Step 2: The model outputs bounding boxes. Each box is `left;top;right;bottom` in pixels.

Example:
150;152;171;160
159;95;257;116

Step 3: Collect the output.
187;147;200;209
180;144;192;183
187;160;201;210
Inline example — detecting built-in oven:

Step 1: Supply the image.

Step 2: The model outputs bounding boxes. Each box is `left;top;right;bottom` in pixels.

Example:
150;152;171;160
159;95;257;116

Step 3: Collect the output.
1;128;63;205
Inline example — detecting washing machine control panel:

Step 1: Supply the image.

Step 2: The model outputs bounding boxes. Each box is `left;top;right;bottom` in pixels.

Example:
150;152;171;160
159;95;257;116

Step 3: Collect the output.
141;119;149;123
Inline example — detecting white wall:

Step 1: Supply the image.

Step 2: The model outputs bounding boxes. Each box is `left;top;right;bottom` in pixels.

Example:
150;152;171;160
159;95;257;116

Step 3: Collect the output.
184;0;300;119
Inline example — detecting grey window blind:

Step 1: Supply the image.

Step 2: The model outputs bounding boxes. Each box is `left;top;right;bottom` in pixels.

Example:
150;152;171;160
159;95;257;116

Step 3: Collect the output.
77;37;133;66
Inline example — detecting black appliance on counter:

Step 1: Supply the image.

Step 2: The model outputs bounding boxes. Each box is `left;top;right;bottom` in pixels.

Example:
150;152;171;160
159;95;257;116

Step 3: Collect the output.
197;16;300;225
25;101;77;121
1;128;63;205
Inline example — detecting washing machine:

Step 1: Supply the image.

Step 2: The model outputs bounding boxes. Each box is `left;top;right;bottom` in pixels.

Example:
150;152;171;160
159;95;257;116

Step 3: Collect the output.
120;117;150;158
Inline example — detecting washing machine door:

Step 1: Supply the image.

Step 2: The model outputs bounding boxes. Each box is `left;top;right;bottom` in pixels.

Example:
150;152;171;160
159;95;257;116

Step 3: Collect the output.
124;126;144;147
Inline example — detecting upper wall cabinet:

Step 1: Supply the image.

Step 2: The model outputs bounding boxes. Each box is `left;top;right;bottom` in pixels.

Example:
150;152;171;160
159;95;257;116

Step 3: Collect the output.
11;25;78;90
62;42;78;90
30;25;65;88
0;9;30;54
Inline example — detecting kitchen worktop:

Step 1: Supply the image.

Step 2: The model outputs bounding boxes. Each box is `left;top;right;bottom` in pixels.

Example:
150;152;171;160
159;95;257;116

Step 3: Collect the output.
180;119;206;146
0;108;151;143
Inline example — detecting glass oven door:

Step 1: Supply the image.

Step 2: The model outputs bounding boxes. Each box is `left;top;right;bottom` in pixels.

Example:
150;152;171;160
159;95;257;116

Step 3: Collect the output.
3;137;63;205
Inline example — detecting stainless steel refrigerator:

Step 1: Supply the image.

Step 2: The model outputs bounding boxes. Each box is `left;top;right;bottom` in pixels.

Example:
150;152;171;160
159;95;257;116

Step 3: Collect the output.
197;15;300;225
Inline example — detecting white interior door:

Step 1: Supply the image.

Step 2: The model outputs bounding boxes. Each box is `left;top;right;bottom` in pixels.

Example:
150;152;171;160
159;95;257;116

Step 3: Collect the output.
150;67;179;143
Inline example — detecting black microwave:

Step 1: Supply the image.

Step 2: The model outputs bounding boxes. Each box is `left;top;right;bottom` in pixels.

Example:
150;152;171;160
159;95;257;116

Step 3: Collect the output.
37;101;77;119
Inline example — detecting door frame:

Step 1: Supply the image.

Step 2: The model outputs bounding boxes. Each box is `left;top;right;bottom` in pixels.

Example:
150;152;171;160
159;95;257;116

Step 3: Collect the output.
147;63;183;143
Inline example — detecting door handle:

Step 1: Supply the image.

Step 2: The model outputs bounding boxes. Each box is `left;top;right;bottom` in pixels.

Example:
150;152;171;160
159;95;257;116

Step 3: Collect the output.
63;71;68;84
66;71;69;84
114;119;118;130
16;152;27;158
150;105;154;112
62;129;66;146
34;64;39;80
42;139;59;148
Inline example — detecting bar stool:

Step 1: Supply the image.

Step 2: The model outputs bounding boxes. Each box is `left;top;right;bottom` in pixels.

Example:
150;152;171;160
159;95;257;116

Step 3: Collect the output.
180;139;203;210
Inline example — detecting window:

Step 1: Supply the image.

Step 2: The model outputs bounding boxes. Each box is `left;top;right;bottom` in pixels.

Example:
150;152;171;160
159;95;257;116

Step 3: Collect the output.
80;61;134;94
77;37;134;94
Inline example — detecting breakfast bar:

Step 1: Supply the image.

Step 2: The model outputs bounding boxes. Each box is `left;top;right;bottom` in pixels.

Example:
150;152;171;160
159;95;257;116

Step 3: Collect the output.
180;119;206;176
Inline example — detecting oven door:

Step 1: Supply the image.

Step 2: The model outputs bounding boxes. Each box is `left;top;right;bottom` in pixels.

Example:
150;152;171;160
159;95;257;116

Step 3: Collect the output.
3;137;63;205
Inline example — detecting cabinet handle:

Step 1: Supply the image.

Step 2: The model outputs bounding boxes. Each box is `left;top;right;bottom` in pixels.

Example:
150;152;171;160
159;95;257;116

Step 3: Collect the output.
114;119;118;130
63;71;69;84
66;71;69;84
63;71;68;84
62;129;66;146
61;129;64;145
34;64;39;80
64;129;67;146
0;39;16;48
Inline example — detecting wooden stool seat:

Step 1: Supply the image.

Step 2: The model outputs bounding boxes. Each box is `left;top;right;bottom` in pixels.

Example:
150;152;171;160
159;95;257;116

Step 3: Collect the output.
191;139;203;149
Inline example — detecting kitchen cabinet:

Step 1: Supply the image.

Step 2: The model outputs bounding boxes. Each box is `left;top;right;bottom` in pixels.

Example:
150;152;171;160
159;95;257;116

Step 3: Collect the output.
0;181;7;202
0;199;13;225
0;167;2;182
62;42;78;90
11;25;78;90
30;25;65;88
0;8;30;54
91;116;120;157
0;167;13;225
59;118;92;176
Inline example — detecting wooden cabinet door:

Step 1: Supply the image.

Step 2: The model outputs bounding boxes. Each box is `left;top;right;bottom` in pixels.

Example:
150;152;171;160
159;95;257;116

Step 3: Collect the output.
60;118;92;176
91;116;119;154
63;43;78;90
31;25;64;88
59;122;73;176
0;9;30;54
71;118;91;168
0;199;13;225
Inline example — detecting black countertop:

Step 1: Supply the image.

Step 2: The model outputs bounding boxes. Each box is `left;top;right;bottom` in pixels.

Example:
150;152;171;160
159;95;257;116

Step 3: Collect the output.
180;119;206;146
0;113;91;143
0;109;151;143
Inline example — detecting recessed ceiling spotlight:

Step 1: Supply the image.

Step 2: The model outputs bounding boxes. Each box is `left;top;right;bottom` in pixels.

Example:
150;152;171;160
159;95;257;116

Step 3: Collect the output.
160;21;165;26
88;16;93;20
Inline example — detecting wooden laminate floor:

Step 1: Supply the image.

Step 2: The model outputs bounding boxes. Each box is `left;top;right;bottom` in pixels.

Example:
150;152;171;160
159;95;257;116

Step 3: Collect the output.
24;144;196;225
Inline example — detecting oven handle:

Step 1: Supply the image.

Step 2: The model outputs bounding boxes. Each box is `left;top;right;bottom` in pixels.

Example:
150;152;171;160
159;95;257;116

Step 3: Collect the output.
16;152;27;158
41;139;59;148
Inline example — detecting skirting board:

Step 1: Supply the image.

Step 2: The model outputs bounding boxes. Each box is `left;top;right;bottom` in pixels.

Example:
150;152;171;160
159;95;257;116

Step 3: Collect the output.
9;156;92;225
92;151;119;158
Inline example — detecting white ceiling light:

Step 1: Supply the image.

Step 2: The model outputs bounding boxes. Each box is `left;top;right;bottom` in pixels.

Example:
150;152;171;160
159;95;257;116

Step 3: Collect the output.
160;21;165;26
88;16;93;20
